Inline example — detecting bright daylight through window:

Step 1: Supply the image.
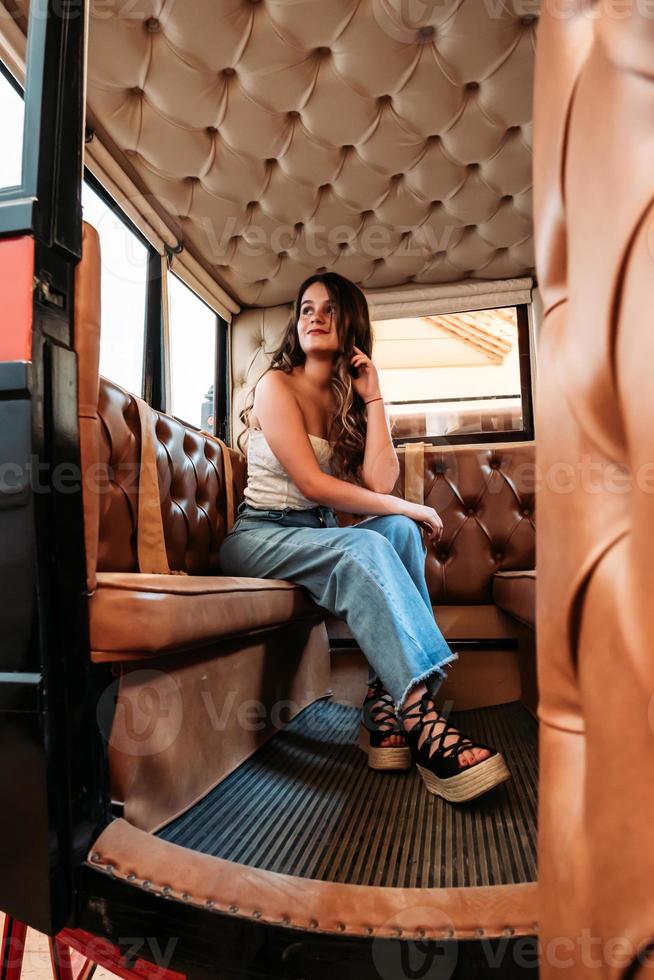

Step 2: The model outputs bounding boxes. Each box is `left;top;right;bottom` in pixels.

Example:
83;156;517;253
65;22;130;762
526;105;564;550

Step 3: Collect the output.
373;307;525;441
81;182;148;396
169;273;217;432
0;63;23;190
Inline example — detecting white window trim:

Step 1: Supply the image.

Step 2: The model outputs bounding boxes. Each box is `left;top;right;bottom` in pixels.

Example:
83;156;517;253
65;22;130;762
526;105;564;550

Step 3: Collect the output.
365;277;533;321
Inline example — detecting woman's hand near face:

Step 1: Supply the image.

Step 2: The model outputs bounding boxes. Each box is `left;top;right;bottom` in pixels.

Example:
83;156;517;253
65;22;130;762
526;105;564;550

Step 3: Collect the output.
349;345;382;402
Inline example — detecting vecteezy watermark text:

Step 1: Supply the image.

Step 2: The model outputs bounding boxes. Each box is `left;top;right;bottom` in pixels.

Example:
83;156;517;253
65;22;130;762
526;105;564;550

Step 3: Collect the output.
5;453;654;500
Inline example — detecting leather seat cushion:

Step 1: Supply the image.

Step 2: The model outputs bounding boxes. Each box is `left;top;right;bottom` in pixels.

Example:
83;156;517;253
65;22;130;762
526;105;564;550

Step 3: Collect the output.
492;570;536;630
90;572;321;662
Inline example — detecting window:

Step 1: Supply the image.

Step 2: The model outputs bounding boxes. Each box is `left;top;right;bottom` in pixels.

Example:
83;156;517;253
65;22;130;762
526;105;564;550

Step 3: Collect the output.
374;306;533;443
81;180;149;395
0;62;24;191
168;273;217;431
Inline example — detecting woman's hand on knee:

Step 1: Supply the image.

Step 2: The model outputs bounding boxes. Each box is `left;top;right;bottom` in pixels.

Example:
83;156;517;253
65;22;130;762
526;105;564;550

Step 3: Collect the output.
401;503;444;541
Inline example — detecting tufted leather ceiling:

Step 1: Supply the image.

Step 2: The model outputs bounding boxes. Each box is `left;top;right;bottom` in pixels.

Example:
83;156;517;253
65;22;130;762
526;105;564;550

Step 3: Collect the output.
85;0;538;308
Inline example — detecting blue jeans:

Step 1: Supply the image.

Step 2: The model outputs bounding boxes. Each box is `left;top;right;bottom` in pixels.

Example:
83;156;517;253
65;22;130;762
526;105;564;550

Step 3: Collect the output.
218;503;458;709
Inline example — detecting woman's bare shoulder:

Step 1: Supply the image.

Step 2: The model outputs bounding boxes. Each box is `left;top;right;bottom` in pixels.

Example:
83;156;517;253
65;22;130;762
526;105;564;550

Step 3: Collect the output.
252;369;299;420
257;368;291;386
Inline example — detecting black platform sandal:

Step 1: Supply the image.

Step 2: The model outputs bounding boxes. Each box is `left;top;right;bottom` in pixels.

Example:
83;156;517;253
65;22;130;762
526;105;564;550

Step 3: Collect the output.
358;679;413;771
398;691;511;802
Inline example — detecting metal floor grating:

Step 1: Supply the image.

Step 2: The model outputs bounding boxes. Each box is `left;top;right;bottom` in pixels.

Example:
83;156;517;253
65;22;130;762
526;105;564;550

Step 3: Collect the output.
158;699;538;888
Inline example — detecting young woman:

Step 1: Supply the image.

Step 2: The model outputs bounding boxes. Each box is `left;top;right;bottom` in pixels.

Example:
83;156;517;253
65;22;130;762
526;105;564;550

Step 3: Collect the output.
219;272;511;804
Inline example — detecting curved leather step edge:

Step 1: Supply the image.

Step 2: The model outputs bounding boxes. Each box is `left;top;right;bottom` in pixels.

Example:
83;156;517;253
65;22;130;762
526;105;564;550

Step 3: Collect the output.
88;819;538;940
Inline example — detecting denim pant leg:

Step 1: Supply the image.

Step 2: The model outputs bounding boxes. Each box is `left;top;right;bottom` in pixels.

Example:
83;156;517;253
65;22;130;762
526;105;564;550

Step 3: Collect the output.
352;514;435;687
219;518;458;709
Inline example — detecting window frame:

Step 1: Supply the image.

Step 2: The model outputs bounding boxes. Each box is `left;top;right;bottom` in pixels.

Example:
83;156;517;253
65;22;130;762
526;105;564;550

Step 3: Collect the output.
81;172;231;436
0;4;83;252
386;302;535;447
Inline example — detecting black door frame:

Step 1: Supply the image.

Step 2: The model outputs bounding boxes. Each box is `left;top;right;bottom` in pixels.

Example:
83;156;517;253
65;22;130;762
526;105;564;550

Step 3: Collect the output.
0;0;107;935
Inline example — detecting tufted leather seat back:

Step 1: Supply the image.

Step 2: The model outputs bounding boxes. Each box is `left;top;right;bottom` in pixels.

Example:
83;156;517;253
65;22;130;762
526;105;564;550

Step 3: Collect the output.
96;378;245;575
412;442;535;604
534;2;654;974
74;221;245;580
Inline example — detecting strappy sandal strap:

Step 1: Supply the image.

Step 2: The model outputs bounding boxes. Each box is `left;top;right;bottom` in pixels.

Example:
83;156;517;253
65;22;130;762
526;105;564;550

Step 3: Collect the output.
398;692;488;764
362;681;404;736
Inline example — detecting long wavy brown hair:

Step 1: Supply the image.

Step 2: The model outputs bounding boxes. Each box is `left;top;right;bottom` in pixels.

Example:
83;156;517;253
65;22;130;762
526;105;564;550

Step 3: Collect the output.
237;272;375;483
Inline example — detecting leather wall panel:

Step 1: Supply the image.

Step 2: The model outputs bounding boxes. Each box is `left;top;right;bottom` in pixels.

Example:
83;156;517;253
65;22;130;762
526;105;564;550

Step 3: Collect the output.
493;570;535;630
534;1;654;974
75;223;102;592
109;621;331;832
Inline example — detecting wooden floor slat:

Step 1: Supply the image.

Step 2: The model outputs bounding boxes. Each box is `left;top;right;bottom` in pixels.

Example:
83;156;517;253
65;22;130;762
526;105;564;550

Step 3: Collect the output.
158;699;538;888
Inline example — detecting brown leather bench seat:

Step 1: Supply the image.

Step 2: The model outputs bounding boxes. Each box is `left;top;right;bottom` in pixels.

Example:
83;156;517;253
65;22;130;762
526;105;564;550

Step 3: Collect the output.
86;373;326;662
73;222;330;831
493;569;536;630
90;573;319;662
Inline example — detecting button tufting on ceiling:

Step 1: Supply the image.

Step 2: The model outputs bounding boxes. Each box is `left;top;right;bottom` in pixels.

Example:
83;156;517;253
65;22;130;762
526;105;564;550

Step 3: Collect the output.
87;0;536;306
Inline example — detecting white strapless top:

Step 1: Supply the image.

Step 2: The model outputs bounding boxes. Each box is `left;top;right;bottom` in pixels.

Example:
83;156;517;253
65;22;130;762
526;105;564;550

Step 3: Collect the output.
242;428;334;510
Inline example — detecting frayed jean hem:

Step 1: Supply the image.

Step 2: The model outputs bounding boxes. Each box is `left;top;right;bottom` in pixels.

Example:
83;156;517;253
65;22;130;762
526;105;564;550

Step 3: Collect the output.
395;650;460;713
